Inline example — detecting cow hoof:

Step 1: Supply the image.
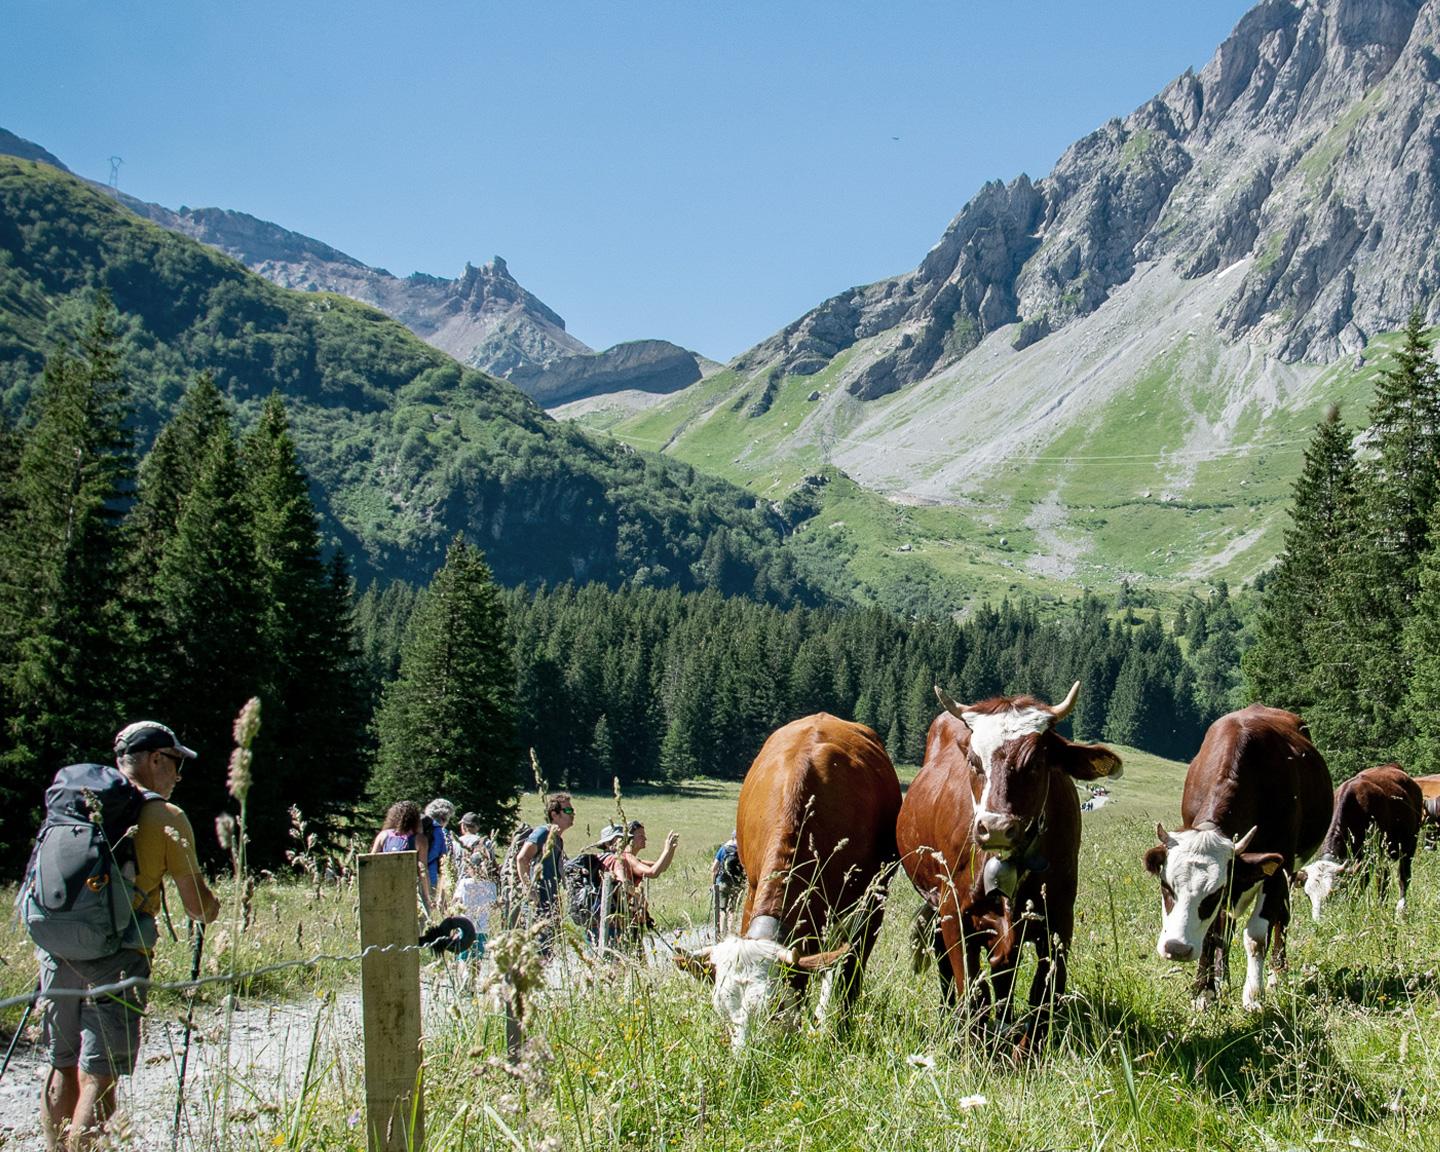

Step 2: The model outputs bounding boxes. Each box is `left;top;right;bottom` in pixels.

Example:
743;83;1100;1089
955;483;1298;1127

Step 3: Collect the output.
1242;991;1263;1012
1396;898;1407;916
1191;992;1216;1011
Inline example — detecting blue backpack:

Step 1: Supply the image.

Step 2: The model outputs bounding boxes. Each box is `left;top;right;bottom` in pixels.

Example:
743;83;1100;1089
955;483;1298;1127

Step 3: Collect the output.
17;764;161;960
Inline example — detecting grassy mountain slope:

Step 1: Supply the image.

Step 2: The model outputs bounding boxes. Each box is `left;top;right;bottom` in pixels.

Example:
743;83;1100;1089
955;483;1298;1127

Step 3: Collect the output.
583;261;1383;611
0;157;817;599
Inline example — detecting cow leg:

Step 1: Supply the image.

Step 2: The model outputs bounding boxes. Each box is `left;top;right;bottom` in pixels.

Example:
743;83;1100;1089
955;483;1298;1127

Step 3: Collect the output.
986;921;1023;1038
1264;879;1292;983
934;904;970;1014
1239;886;1270;1011
1020;898;1072;1054
1192;915;1227;1008
1395;833;1416;915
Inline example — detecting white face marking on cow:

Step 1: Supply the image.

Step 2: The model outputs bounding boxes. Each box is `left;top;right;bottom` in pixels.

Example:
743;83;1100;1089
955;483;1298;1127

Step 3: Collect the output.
710;937;791;1050
1303;859;1345;922
1155;829;1235;960
963;706;1053;827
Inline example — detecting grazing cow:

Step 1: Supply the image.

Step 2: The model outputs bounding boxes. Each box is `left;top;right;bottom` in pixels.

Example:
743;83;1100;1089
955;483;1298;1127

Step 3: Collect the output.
896;682;1122;1049
1143;705;1332;1010
1414;774;1440;833
677;714;901;1049
1295;764;1422;920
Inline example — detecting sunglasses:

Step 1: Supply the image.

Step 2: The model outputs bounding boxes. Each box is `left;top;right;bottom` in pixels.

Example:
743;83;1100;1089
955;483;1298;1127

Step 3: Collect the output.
554;806;575;815
156;750;185;774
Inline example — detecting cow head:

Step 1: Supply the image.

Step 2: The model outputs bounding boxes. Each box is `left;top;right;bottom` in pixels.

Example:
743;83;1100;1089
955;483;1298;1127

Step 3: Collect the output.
1292;856;1351;922
1143;824;1284;960
934;681;1123;859
674;935;849;1050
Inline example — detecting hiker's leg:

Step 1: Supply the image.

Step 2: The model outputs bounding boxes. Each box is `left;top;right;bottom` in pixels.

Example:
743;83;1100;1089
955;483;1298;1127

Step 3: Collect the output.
67;1071;116;1151
41;1066;79;1150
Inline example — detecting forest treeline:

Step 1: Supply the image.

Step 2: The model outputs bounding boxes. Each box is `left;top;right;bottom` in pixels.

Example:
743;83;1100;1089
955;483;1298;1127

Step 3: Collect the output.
353;578;1245;791
1246;310;1440;779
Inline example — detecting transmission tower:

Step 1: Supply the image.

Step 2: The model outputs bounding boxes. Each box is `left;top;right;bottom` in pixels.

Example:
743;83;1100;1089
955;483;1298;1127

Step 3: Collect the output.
108;156;123;192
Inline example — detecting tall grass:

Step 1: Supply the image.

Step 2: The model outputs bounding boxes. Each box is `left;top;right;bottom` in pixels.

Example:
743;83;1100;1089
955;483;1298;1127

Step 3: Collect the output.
6;766;1440;1148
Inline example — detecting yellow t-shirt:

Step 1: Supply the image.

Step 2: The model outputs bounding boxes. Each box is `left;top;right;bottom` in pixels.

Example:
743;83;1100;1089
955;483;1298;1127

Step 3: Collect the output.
130;801;204;916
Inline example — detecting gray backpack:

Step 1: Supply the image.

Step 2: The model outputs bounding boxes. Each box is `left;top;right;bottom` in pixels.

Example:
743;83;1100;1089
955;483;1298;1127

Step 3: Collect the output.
17;763;161;960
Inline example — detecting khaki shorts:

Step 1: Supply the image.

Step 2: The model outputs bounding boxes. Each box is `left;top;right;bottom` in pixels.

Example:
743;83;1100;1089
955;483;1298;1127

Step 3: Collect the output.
39;949;151;1077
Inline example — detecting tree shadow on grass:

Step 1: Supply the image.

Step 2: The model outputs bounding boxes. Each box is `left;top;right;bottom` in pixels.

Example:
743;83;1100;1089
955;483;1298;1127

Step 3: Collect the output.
1057;989;1383;1125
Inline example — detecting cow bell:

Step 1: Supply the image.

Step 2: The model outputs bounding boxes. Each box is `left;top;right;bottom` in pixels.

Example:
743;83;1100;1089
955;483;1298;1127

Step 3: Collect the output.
982;856;1019;898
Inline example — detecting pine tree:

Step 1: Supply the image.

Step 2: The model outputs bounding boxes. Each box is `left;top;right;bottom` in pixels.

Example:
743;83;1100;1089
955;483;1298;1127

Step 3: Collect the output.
1243;406;1358;716
1401;487;1440;773
371;535;520;829
146;421;264;845
0;294;134;862
241;394;369;859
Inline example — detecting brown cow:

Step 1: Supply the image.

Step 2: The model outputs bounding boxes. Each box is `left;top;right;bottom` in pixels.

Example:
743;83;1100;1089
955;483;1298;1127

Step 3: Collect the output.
1143;705;1332;1010
1295;764;1422;920
896;682;1122;1048
1414;773;1440;829
678;714;901;1049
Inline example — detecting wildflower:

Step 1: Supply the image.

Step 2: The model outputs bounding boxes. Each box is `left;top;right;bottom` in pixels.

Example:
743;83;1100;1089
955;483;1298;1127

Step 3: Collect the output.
347;1109;361;1128
957;1094;987;1110
906;1053;936;1070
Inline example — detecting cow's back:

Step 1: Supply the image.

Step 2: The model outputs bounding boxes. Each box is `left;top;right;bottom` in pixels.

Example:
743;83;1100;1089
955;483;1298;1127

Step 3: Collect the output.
1345;764;1422;839
737;714;900;941
1181;704;1332;864
897;711;982;901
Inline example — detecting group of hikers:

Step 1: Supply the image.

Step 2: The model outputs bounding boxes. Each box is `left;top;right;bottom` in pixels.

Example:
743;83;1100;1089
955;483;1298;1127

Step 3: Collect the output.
13;715;746;1151
373;789;693;960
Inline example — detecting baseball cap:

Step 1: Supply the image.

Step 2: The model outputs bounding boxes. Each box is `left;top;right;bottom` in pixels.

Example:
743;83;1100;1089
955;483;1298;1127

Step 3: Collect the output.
114;721;198;759
599;824;625;845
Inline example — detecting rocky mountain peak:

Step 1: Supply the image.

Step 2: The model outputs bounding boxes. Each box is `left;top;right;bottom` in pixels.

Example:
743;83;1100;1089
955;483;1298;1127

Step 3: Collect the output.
740;0;1440;398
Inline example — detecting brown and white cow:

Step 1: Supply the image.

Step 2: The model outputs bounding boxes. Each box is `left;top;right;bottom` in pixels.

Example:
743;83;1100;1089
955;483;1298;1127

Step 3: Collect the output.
896;682;1122;1047
1143;705;1332;1010
678;714;901;1048
1296;763;1422;920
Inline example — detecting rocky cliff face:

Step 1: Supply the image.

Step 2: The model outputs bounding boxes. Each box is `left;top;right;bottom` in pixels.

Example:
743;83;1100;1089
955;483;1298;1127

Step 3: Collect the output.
0;131;703;408
739;0;1440;397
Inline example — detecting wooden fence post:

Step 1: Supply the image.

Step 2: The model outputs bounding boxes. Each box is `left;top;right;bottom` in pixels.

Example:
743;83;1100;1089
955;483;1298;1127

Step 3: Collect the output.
360;852;423;1152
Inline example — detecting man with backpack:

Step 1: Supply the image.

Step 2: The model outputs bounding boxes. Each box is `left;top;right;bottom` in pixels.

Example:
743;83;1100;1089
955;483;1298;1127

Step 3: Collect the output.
24;721;220;1151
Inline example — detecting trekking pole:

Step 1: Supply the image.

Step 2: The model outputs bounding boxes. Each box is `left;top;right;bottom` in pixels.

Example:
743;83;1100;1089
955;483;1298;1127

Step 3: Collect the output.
0;982;38;1084
171;920;206;1151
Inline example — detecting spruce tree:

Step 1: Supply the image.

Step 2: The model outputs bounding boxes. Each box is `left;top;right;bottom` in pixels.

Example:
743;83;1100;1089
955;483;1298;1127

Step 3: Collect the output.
242;394;370;860
371;535;520;829
1401;491;1440;773
148;421;264;844
0;294;134;861
1243;406;1358;718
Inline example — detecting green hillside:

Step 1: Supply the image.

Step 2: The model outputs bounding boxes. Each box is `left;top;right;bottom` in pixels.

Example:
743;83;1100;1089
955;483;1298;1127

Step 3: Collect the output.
583;325;1387;612
0;158;817;598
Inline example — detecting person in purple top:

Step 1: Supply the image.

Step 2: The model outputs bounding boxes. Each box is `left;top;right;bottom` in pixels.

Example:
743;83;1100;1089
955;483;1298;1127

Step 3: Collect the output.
371;801;433;913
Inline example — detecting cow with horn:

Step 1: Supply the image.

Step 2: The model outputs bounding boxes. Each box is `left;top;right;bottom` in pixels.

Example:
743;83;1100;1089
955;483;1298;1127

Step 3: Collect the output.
1143;705;1332;1010
675;714;901;1049
897;681;1122;1051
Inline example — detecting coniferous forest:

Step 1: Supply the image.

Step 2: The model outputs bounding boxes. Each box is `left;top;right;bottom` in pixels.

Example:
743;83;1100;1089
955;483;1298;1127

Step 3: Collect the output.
3;290;1439;871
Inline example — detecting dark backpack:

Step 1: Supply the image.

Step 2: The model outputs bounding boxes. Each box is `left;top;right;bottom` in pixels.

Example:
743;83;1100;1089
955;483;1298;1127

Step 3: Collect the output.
17;764;161;960
498;822;535;929
716;842;744;887
564;851;606;930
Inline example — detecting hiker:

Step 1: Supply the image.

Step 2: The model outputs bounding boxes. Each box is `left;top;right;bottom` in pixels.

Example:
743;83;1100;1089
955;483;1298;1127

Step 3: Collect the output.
31;721;221;1152
513;792;575;954
453;813;496;959
371;801;434;914
422;799;455;909
712;831;744;934
600;821;678;942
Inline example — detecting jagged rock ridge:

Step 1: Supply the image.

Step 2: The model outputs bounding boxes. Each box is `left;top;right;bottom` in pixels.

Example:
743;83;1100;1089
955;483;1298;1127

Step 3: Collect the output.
0;131;702;407
739;0;1440;398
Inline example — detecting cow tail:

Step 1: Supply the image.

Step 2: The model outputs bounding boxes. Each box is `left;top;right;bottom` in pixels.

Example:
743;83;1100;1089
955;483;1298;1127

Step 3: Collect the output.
909;902;936;975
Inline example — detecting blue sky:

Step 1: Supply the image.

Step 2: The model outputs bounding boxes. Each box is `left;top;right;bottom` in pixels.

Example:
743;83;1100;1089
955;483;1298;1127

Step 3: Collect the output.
3;1;1253;361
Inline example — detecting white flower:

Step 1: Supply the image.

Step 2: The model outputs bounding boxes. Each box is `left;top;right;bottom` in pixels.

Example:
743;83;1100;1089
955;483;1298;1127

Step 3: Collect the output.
906;1053;936;1070
957;1094;988;1110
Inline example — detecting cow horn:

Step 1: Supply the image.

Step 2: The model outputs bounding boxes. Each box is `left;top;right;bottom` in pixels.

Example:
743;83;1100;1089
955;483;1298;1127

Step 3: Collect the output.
934;685;972;722
1051;680;1081;721
1232;826;1258;854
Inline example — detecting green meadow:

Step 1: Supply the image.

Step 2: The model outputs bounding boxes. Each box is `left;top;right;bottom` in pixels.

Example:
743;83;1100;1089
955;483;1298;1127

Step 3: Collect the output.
10;745;1438;1149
